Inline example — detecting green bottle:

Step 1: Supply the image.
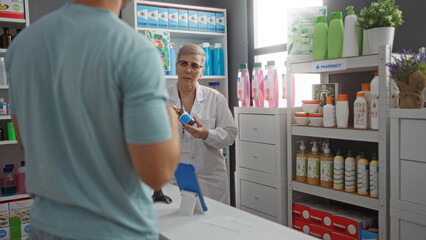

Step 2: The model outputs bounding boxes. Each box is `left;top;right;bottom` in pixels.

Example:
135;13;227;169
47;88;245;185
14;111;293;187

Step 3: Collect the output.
7;122;16;141
328;12;344;59
313;16;328;61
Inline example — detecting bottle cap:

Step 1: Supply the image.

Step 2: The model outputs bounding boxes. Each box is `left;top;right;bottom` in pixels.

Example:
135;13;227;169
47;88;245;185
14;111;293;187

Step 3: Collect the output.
323;143;330;154
7;122;13;128
357;92;365;97
316;16;327;24
375;71;379;76
362;83;371;91
202;42;210;48
336;149;342;156
214;43;222;48
372;153;378;160
360;152;366;159
337;94;348;101
326;96;333;105
294;112;308;117
254;62;262;69
239;63;248;70
330;12;342;21
208;82;220;86
346;6;355;16
297;141;306;151
347;150;353;157
311;142;318;152
267;60;275;67
154;34;162;39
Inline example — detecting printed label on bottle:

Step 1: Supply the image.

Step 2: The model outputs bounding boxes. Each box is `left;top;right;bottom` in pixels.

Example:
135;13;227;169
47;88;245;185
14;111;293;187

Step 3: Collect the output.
333;160;344;187
265;71;274;100
371;94;379;119
345;161;356;190
138;9;148;20
237;77;244;101
354;101;367;128
357;164;369;193
308;158;320;178
320;161;333;181
252;75;259;100
296;156;307;177
370;165;379;196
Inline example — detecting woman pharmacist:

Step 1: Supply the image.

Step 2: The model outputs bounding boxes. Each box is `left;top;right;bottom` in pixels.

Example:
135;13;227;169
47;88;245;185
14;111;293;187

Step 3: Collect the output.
167;44;237;204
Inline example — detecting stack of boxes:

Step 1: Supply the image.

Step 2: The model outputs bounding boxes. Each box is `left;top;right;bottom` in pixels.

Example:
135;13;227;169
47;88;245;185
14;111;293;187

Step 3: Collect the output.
292;199;378;240
0;0;25;19
0;199;32;240
136;4;225;33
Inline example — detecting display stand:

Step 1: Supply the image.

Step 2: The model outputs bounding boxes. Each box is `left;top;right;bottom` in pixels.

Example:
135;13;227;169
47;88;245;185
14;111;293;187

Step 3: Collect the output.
179;190;205;216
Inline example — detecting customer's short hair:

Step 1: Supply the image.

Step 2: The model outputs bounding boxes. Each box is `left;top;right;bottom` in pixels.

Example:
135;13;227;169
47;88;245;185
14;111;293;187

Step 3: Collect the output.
178;44;206;65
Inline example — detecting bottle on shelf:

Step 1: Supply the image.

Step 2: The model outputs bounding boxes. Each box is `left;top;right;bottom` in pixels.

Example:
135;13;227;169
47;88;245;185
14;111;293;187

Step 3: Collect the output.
17;161;26;194
336;94;349;128
296;140;308;183
252;62;265;107
357;153;369;195
320;143;334;188
344;150;356;192
166;43;176;75
342;6;359;57
354;92;367;129
7;122;16;140
1;165;16;196
307;142;320;185
0;27;12;49
355;149;364;164
0;57;7;85
202;42;212;76
265;60;279;108
237;63;250;107
328;12;344;59
313;15;328;61
370;71;379;130
323;96;336;127
360;83;372;128
0;98;7;115
333;149;344;190
212;43;224;76
369;153;379;198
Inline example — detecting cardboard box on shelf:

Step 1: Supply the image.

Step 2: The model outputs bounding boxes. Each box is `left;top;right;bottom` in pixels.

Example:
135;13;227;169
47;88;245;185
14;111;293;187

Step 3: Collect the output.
292;218;310;235
332;209;377;239
8;198;33;226
0;0;24;19
309;224;333;240
333;232;357;240
292;202;311;222
0;226;10;240
0;202;9;228
10;222;29;238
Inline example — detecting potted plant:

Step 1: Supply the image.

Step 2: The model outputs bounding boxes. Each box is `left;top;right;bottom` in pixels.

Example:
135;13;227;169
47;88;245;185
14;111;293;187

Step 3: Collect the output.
386;49;426;108
358;0;404;54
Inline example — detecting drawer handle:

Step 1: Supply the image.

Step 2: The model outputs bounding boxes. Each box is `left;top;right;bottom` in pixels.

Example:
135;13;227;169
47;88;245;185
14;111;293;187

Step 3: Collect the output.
252;127;258;131
254;195;259;200
252;155;258;159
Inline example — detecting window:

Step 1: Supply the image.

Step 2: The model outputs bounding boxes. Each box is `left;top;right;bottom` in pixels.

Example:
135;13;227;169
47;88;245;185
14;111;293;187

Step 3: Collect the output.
250;0;323;106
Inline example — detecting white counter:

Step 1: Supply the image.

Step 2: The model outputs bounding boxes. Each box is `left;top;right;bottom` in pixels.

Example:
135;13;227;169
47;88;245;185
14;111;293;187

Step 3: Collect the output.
155;184;317;240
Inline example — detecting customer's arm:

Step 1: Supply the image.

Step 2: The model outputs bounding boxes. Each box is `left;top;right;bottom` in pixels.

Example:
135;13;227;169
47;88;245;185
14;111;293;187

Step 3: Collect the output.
11;115;24;150
127;107;180;190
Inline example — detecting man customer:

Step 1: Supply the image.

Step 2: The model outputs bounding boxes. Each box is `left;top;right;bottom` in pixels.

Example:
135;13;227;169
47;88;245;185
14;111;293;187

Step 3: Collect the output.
6;0;180;239
167;44;237;204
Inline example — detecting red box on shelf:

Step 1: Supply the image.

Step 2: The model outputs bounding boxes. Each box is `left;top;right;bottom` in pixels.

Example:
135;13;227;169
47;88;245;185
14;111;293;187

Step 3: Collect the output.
332;211;377;239
292;202;311;222
0;0;25;19
292;218;310;235
332;232;358;240
309;206;334;230
309;224;333;240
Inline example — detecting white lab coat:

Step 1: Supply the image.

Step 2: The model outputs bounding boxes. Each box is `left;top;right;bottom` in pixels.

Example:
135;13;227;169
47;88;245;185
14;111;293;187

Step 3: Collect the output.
167;83;237;203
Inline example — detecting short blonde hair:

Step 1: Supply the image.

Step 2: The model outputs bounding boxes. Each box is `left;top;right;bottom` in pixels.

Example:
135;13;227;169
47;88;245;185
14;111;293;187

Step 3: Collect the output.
178;44;206;65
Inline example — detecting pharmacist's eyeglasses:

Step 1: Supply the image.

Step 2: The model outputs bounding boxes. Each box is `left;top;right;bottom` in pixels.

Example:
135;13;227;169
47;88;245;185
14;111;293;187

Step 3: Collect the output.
177;61;204;71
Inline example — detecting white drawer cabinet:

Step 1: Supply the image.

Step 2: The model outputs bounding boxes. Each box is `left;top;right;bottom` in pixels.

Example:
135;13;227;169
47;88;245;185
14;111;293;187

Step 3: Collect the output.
390;109;426;240
234;107;288;225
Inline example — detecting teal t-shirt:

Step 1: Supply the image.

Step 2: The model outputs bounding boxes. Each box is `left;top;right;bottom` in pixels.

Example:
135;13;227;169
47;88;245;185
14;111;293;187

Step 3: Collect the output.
6;3;171;240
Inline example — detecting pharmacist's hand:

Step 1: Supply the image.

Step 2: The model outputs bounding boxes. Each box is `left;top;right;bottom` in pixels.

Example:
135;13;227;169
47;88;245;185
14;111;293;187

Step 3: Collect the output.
171;106;180;115
184;117;209;140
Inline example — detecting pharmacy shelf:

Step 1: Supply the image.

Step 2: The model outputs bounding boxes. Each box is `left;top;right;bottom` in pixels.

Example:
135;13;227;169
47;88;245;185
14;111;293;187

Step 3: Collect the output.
291;54;379;74
0;17;26;29
292;181;380;211
0;140;17;145
137;27;225;38
165;75;226;80
0;115;11;120
0;85;8;89
291;125;379;143
390;108;426;119
0;194;30;202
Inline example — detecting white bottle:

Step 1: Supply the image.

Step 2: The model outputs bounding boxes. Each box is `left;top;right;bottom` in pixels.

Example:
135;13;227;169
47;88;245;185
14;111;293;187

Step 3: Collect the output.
0;57;7;86
369;153;379;198
361;83;372;128
354;92;367;129
357;153;369;195
336;94;349;128
323;96;336;127
390;78;399;109
370;71;379;130
342;6;359;57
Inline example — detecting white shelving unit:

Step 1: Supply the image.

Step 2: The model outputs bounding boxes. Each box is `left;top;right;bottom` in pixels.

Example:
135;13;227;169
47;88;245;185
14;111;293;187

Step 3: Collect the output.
0;194;30;202
122;1;231;198
286;45;392;240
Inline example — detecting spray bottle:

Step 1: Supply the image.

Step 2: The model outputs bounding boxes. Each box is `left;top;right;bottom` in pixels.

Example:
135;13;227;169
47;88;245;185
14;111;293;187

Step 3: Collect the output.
296;141;308;182
307;142;320;185
320;143;334;188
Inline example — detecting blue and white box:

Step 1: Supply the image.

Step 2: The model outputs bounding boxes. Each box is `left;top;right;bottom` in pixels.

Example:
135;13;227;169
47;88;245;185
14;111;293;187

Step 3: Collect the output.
216;12;225;33
158;7;168;29
207;12;216;32
136;5;148;27
197;11;207;32
148;6;158;28
188;10;198;31
169;8;178;29
178;9;188;30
